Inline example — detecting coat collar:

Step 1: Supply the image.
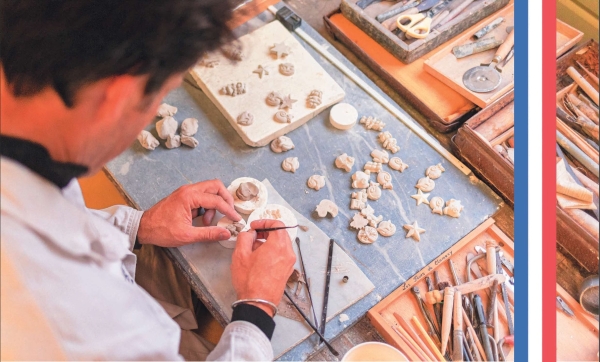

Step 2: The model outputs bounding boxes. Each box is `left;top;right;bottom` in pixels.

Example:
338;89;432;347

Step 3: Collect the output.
1;157;130;263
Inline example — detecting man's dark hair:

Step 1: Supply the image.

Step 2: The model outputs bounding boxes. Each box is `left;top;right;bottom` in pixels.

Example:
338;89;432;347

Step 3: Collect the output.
1;0;238;107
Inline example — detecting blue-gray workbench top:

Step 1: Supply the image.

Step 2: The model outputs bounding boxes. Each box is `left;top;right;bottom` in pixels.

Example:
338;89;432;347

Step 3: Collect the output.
105;7;503;361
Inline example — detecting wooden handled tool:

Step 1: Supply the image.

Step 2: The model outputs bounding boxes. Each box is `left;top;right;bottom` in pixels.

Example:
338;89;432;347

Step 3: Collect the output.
567;66;599;106
462;308;485;361
485;241;500;341
436;0;475;28
463;28;514;93
391;325;428;361
412;316;446;361
440;287;454;355
474;294;494;361
452;290;464;362
424;274;507;303
391;322;432;361
395;313;438;361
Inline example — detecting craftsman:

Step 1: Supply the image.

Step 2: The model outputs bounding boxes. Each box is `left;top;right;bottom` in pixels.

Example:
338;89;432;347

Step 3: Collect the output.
0;1;296;360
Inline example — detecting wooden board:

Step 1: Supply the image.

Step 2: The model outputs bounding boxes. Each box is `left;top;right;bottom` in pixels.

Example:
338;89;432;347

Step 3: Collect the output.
339;0;510;64
556;284;599;361
556;19;584;58
424;4;514;108
367;218;516;360
190;20;345;147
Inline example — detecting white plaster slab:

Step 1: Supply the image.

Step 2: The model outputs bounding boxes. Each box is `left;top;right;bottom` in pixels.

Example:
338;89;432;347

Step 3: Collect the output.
178;179;374;358
189;21;346;147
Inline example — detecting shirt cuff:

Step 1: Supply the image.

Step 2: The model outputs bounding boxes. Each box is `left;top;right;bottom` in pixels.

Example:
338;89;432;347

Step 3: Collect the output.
231;303;275;340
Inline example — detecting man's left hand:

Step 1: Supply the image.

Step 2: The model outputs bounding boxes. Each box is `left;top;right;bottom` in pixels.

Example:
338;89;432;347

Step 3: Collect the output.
137;179;241;247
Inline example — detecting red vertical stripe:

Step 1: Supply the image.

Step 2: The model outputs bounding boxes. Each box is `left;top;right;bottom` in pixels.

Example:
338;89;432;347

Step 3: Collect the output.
542;2;557;361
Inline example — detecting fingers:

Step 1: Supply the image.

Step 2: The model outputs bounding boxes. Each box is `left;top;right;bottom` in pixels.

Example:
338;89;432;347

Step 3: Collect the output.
234;230;257;258
202;209;216;226
185;192;240;222
182;226;230;243
250;219;292;250
184;180;236;209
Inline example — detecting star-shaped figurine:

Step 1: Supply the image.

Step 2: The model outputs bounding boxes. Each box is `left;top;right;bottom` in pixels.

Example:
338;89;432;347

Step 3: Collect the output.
252;64;269;79
279;94;297;110
270;42;291;58
411;189;430;205
403;221;425;242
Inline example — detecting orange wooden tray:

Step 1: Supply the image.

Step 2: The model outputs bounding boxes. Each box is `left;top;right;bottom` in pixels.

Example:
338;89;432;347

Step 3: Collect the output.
423;4;514;108
367;218;515;361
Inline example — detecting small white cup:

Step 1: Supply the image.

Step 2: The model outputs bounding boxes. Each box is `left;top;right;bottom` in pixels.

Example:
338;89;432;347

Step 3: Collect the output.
341;342;408;361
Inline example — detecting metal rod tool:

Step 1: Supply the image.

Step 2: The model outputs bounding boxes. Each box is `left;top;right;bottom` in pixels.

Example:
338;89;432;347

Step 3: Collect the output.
295;237;319;330
319;239;335;340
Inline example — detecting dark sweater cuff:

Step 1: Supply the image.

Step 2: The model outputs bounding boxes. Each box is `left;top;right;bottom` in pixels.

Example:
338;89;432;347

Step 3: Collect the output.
231;303;276;340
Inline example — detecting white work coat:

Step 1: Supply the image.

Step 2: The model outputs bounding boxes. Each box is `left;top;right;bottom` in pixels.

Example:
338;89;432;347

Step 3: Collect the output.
0;157;273;361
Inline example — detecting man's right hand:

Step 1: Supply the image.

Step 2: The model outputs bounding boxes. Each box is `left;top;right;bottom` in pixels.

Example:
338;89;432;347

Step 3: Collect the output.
231;219;296;317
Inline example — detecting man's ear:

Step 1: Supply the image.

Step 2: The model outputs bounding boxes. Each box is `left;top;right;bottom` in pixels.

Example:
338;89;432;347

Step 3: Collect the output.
95;75;146;124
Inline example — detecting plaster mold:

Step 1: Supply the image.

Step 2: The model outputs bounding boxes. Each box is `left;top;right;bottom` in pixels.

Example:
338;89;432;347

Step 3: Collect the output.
388;157;409;172
378;131;400;153
335;153;355;172
306;90;322;108
156;103;178;117
246;204;298;241
137;130;159;150
307;175;326;191
165;134;181;149
315;200;339;218
415;177;436;193
370;149;389;164
429;196;444;215
181;135;199;148
282;157;300;173
217;217;247;249
443;199;464;218
357;226;378;244
376;171;393;190
377;220;396;237
156;116;178;139
359;116;385;131
237;111;254;126
425;163;446;179
227;177;268;215
270;136;295;153
351;171;370;189
181;118;199;137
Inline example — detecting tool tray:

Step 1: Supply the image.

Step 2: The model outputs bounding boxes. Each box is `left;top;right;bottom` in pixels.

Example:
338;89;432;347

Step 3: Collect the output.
339;0;509;64
324;8;514;133
367;218;515;361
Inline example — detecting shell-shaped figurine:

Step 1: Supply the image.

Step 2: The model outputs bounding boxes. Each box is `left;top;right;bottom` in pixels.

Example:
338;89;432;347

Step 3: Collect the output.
315;199;338;218
376;171;393;190
350;213;369;229
307;175;326;191
306;90;322;108
266;91;283;107
377;220;396;237
371;149;389;164
363;161;382;175
181;135;199;148
279;63;295;76
359;116;385;131
270;136;295;153
282;157;300;173
165;134;181;149
274;110;293;123
156;116;178;139
429;196;444;215
181;118;199;137
443;199;464;218
137;130;160;150
351;171;370;189
236;111;254;126
389;157;409;172
357;226;378;244
156;103;177;117
426;163;446;179
415;176;435;193
335;153;355;172
366;182;382;201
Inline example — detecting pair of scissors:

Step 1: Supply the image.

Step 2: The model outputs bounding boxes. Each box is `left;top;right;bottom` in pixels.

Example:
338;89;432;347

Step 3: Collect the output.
396;0;453;39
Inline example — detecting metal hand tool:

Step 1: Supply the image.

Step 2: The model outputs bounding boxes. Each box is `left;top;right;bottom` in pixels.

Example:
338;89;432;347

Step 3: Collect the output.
473;294;493;361
411;286;441;340
485;279;499;325
463;28;514;93
495;45;514;72
496;251;514;335
449;260;474;328
319;239;335;341
396;0;452;39
452;37;504;59
472;16;504;39
295;237;319;330
283;290;339;356
452;290;464;361
376;0;421;22
434;0;475;29
381;0;439;31
254;225;299;233
356;0;383;9
556;296;575;317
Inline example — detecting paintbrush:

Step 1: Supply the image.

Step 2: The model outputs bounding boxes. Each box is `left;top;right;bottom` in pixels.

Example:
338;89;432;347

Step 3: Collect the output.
254;224;309;233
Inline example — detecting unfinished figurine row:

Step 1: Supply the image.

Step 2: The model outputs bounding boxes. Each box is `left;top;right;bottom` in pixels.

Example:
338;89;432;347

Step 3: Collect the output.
137;103;199;150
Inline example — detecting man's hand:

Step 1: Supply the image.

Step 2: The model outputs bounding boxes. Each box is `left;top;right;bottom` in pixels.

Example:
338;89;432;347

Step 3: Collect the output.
137;180;241;247
231;220;296;317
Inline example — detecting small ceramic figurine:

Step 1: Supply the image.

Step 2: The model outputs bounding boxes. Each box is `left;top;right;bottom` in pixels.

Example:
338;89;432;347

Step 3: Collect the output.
335;153;355;172
388;157;409;172
411;189;430;205
376;171;393;190
282;157;300;173
371;149;389;164
315;199;339;218
253;64;269;78
270;136;295;153
274;110;293;123
378;131;400;153
350;189;368;210
357;226;378;244
426;163;446;179
415;176;435;193
377;220;396;237
350;213;369;229
366;182;382;201
404;221;425;241
429;196;444;215
363;161;382;175
443;199;464;218
351;171;370;189
237;111;254;126
270;42;291;58
359;116;385;131
306;90;322;108
279;63;295;76
307;175;326;191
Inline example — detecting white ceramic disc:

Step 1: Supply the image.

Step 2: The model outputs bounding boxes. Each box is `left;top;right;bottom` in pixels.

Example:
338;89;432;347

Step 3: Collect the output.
329;103;358;130
244;204;298;242
227;177;268;215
